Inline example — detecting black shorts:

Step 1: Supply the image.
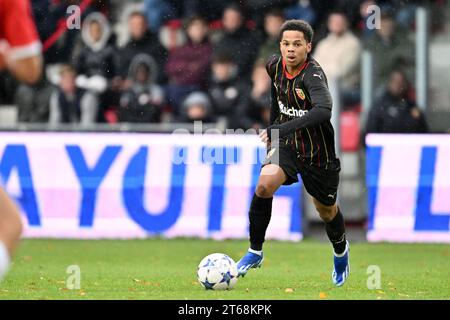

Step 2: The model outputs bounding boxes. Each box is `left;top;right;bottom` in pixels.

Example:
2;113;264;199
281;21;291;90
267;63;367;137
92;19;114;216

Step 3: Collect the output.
262;143;341;206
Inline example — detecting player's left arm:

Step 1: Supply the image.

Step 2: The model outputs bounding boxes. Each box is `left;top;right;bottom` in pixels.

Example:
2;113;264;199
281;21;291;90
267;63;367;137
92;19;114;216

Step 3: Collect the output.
264;66;332;141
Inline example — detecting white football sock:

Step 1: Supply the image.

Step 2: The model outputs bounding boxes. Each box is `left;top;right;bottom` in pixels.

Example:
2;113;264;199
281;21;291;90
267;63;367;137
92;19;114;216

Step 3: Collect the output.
248;248;262;256
334;241;349;257
0;241;11;281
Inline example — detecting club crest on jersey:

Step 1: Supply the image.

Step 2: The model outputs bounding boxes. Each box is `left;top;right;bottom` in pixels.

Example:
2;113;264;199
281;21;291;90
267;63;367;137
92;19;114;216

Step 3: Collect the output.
295;88;306;100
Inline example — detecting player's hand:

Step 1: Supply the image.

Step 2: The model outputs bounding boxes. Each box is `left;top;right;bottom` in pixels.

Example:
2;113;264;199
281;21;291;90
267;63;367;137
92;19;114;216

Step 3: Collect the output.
259;129;269;144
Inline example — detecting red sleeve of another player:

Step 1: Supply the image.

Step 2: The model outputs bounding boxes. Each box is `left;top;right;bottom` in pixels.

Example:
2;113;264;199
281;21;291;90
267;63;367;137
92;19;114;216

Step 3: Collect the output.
3;0;40;48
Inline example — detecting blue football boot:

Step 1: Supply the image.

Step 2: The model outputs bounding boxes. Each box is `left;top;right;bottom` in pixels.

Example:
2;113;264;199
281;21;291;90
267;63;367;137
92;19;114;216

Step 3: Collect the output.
332;241;350;287
236;251;264;277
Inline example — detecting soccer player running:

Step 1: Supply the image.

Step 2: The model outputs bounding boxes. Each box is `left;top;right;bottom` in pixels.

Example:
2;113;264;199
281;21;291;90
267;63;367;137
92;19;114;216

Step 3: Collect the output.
0;0;43;281
236;20;350;286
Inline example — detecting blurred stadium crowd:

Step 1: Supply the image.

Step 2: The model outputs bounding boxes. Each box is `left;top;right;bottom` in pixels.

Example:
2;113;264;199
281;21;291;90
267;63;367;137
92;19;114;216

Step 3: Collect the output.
0;0;448;135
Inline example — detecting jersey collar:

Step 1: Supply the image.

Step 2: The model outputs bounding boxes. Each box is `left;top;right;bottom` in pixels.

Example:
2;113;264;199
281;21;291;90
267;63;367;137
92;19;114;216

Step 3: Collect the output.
282;57;309;80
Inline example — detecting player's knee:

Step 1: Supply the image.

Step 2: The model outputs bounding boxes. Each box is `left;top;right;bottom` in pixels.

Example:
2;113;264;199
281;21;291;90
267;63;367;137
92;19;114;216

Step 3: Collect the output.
315;203;337;223
255;182;275;198
319;210;334;223
13;214;23;240
1;207;23;242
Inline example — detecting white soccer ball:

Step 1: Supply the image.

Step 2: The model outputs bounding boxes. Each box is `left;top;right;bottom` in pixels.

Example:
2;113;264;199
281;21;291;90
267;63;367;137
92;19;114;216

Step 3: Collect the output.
197;253;238;290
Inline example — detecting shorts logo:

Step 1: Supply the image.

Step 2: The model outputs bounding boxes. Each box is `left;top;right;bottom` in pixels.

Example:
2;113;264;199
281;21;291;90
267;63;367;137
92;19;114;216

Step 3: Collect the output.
295;88;306;100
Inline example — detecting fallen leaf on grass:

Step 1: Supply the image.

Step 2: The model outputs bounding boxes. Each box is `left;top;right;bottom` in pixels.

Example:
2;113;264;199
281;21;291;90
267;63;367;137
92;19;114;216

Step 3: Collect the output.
147;282;160;287
319;292;327;299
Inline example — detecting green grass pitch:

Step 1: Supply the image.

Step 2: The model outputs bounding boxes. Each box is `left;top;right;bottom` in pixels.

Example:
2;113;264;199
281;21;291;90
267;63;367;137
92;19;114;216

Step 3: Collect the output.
0;239;449;300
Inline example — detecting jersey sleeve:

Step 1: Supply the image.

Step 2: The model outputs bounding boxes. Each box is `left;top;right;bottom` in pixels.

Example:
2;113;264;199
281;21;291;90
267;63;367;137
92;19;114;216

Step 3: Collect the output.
0;0;41;60
269;82;280;125
302;63;333;111
265;54;280;80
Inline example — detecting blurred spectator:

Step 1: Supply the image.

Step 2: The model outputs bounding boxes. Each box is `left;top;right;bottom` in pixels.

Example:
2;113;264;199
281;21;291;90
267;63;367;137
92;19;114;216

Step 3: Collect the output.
165;16;213;115
49;65;96;125
15;77;52;123
333;0;363;29
207;54;250;129
364;11;415;89
31;0;77;64
118;54;165;123
355;1;418;38
119;11;167;84
179;91;215;123
235;62;272;130
197;0;234;21
308;0;340;41
73;12;119;122
144;0;233;31
213;4;262;79
313;11;361;108
377;0;419;29
143;0;166;32
357;0;377;39
144;0;198;32
284;0;316;25
256;9;285;64
243;0;289;27
365;70;428;134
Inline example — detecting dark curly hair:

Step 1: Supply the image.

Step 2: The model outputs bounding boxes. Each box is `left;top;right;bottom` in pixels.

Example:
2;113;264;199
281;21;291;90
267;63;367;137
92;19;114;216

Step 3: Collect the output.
279;20;314;43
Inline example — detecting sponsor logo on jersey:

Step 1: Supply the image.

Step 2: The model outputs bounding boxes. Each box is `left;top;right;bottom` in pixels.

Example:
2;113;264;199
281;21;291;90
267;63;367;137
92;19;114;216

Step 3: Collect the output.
278;100;308;118
295;88;306;100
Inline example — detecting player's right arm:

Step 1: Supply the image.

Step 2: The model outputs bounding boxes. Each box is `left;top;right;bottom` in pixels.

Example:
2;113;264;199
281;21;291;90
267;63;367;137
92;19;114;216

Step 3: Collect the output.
0;0;43;84
266;55;281;126
263;55;281;147
269;82;279;126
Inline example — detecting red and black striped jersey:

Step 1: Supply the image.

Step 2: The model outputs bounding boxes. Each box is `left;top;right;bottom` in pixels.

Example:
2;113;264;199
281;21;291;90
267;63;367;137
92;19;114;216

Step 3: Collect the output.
266;54;337;169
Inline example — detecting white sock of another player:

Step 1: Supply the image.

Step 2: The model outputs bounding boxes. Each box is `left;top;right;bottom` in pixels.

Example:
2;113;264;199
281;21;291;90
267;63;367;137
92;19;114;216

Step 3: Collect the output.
0;241;11;281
